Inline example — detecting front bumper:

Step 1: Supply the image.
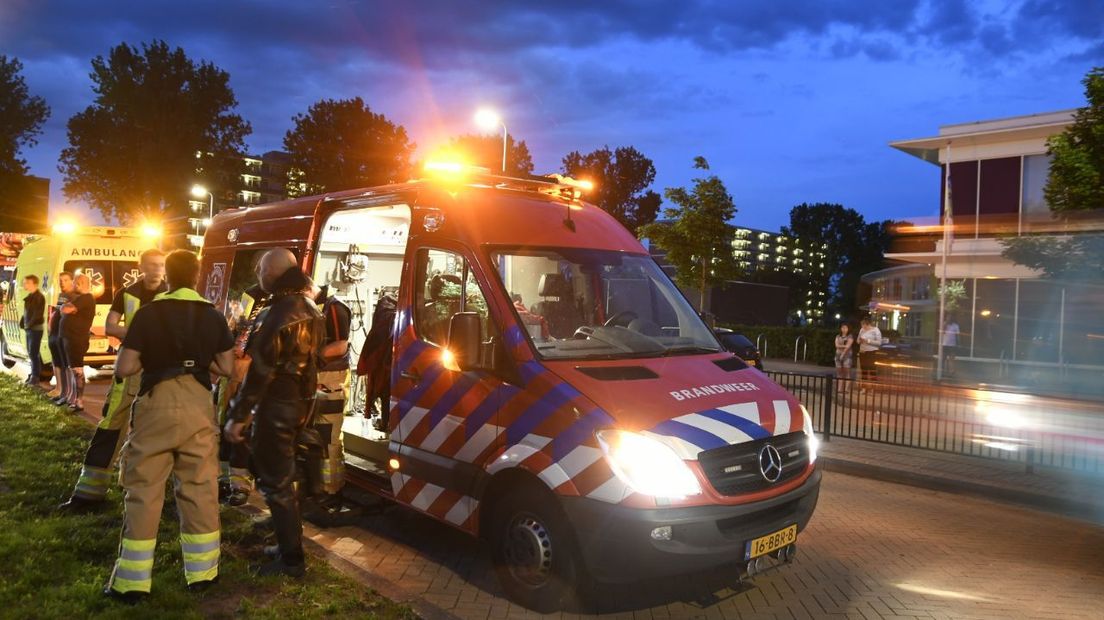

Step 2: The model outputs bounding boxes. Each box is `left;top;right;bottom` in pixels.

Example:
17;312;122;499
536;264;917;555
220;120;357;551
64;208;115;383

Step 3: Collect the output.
561;468;821;583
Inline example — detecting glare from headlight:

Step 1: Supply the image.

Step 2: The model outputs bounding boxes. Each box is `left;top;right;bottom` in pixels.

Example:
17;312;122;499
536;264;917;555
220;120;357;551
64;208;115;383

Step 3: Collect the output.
596;430;702;499
801;405;819;464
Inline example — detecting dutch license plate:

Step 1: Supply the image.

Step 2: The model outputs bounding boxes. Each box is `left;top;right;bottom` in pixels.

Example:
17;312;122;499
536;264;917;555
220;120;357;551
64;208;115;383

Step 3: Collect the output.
88;338;109;354
744;524;797;560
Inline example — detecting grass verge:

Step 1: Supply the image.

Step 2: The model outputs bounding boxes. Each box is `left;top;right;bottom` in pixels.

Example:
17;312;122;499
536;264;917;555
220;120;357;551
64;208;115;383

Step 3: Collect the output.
0;374;416;619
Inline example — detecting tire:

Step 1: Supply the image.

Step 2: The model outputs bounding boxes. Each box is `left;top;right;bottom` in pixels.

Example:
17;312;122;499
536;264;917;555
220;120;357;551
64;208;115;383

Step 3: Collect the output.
490;485;586;613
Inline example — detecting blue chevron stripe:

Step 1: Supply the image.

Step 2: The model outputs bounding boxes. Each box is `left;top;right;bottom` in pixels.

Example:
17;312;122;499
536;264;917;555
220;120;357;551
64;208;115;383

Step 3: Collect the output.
696;408;771;441
649;419;728;451
426;372;482;429
505;381;578;446
550;408;614;461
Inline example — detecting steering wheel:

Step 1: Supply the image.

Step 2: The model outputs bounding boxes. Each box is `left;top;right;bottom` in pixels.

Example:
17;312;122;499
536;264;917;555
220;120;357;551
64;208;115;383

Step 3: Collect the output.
604;310;638;328
572;326;594;340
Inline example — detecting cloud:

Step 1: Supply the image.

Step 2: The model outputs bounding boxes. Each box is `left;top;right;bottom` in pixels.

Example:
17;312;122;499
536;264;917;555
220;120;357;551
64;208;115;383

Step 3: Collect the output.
2;0;1098;229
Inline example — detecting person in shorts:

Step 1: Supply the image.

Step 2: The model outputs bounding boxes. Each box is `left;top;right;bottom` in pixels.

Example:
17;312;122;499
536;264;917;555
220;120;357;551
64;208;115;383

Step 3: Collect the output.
834;322;854;390
59;273;95;412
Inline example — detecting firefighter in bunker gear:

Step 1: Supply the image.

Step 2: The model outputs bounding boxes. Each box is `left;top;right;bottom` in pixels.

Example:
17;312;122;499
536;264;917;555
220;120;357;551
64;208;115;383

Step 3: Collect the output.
215;283;270;505
225;249;324;578
311;289;352;498
105;250;234;599
59;249;167;514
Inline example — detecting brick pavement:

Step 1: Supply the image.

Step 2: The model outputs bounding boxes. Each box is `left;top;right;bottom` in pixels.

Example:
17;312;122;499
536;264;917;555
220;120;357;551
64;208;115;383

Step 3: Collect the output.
294;471;1104;619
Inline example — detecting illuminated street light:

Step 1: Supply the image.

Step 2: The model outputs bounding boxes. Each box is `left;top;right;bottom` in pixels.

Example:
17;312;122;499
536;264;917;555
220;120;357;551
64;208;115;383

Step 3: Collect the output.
474;107;508;173
190;184;215;228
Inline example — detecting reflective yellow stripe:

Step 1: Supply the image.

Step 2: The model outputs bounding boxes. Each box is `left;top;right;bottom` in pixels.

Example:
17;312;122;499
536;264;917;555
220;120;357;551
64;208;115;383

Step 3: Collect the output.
180;531;219;546
181;531;220;584
153;288;211;303
74;467;112;493
121;537;157;552
111;538;156;593
123;292;141;325
110;576;151;593
241;292;256;317
99;379;129;428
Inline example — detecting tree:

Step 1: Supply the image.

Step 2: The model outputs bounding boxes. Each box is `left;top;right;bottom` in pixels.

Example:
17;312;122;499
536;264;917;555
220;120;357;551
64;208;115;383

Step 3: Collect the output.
59;41;250;223
1002;66;1104;280
639;157;739;311
0;55;50;178
444;133;533;176
561;146;661;231
284;97;414;195
1042;66;1104;214
781;203;896;318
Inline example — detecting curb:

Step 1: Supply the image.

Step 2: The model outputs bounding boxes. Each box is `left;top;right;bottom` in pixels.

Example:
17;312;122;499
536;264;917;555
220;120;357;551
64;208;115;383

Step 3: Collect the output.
235;501;460;620
818;456;1104;525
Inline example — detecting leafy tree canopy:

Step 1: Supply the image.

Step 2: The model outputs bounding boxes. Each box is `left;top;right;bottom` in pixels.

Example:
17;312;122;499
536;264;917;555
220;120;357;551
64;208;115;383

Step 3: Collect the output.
444;133;533;176
59;41;250;223
639;156;739;311
284;97;414;195
561;146;660;231
1043;66;1104;214
1003;66;1104;282
781;202;897;317
0;55;50;178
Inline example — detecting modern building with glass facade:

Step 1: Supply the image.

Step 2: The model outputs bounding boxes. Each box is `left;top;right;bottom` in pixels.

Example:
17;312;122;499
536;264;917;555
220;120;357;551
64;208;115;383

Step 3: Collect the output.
875;109;1104;386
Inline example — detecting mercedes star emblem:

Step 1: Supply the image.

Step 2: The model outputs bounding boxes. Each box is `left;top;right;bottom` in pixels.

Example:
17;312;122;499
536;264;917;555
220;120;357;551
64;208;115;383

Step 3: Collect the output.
758;444;783;482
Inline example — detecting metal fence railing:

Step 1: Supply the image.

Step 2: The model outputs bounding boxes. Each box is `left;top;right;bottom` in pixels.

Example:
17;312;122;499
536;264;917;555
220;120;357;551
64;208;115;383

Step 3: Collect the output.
766;370;1104;474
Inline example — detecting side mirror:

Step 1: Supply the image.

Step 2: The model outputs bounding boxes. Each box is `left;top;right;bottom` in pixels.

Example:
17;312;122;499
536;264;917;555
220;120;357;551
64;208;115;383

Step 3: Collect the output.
447;312;481;371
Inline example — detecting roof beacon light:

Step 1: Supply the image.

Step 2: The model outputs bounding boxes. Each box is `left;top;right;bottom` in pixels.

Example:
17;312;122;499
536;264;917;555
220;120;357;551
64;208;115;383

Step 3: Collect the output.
53;220;78;235
140;222;162;239
424;160;466;175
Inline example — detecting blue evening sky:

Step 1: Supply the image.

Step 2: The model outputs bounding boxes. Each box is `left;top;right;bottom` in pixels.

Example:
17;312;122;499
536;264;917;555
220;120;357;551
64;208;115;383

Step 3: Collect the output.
2;1;1100;230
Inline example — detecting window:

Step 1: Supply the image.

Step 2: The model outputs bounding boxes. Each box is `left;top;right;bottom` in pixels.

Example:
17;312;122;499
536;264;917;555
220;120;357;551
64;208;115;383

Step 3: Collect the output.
225;249;270;320
1016;280;1060;363
63;260;137;304
493;248;718;360
1061;282;1104;365
414;249;491;347
972;278;1016;359
1021;154;1053;232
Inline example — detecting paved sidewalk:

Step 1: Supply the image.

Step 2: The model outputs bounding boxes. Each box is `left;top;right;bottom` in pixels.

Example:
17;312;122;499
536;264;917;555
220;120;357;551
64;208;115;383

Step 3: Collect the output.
817;435;1104;524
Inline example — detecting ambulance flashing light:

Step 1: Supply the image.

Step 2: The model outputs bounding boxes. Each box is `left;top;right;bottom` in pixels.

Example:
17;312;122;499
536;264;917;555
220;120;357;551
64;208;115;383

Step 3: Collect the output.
52;220;78;235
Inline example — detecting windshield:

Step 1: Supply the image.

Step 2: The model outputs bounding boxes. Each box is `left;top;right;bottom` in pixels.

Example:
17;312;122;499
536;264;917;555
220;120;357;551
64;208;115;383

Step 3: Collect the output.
492;248;720;360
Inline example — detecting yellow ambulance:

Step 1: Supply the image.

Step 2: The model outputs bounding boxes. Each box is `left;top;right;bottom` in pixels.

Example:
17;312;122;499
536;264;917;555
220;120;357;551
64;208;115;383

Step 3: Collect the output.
0;224;159;370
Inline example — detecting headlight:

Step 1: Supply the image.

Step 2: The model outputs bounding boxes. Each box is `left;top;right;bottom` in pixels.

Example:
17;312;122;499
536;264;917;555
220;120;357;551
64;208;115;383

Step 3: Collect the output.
801;405;819;464
596;430;702;499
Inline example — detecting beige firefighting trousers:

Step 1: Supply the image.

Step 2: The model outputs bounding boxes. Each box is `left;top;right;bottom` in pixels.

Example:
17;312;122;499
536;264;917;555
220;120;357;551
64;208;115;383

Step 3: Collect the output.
315;368;347;495
108;375;220;593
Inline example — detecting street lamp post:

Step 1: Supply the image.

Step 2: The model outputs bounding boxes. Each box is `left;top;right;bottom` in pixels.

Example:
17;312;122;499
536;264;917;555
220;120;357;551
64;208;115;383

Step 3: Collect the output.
189;184;215;248
474;108;508;173
190;184;214;222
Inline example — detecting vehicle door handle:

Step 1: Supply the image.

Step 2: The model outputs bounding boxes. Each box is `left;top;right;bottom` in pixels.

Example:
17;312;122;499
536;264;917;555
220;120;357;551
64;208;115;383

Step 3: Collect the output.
400;369;421;384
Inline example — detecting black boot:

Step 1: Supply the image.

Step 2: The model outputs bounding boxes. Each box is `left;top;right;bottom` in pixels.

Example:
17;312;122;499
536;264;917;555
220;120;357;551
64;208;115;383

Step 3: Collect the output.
253;556;306;578
57;496;105;514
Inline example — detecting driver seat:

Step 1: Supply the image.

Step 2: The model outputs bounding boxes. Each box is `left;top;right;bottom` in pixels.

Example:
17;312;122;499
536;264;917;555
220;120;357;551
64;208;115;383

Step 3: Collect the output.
532;273;579;339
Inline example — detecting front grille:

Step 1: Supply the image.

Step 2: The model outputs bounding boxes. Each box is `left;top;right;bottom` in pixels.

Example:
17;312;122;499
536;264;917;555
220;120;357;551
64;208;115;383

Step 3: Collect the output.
698;431;809;496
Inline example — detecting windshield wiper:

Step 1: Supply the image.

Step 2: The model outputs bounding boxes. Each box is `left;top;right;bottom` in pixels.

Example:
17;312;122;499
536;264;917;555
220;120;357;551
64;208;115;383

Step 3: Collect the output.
663;345;722;357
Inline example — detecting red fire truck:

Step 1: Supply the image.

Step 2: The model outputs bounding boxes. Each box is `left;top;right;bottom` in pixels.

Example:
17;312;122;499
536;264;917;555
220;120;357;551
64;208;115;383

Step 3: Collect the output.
199;165;821;611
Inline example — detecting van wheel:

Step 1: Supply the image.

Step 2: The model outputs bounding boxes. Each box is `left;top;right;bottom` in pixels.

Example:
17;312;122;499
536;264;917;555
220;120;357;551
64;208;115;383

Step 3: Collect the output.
490;486;585;613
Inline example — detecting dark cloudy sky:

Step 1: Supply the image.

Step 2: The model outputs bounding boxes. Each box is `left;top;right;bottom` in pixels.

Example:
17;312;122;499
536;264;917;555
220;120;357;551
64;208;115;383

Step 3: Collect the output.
2;1;1101;230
